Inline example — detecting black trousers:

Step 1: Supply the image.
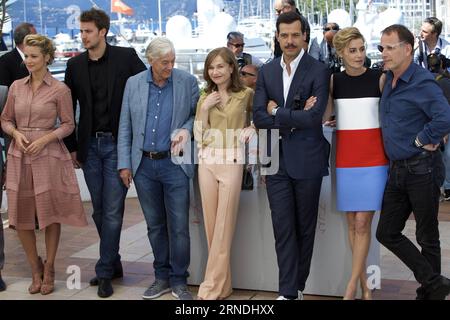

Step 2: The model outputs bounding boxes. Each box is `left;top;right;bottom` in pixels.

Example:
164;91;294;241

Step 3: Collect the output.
376;151;444;286
266;153;323;297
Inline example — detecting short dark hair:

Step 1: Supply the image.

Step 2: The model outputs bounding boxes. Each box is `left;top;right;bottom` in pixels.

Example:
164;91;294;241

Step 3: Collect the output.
80;8;110;34
14;23;35;45
381;24;414;54
299;14;311;44
424;17;442;37
276;11;304;34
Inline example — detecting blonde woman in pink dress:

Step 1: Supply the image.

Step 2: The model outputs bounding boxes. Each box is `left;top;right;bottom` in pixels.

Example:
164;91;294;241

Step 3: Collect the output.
1;34;87;295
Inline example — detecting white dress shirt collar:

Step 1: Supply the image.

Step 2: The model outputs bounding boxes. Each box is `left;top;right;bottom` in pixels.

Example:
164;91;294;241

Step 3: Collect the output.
16;46;25;61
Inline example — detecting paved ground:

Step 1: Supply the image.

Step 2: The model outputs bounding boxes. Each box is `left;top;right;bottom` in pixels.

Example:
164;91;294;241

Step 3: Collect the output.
0;198;449;300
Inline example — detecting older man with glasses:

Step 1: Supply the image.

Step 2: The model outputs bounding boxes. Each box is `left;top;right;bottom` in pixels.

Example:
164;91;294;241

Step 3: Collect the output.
239;64;258;90
318;22;341;72
376;24;450;300
226;31;263;69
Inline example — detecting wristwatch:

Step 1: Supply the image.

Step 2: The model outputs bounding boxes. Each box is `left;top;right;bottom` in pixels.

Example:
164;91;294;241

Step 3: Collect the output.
271;107;279;116
414;136;423;148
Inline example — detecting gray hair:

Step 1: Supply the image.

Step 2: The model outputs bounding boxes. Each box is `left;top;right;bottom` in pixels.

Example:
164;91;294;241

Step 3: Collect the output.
227;31;244;42
145;37;175;61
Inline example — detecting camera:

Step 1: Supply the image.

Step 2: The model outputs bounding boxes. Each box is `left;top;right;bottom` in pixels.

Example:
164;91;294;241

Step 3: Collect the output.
328;53;342;73
427;50;450;73
372;61;385;71
237;57;246;69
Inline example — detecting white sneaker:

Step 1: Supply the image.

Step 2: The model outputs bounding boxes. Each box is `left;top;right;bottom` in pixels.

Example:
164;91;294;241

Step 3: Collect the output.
298;291;304;300
276;295;298;300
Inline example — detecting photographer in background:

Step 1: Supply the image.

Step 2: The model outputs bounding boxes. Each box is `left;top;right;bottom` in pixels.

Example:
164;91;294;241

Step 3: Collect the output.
318;22;342;73
427;52;450;201
414;17;450;70
226;32;263;69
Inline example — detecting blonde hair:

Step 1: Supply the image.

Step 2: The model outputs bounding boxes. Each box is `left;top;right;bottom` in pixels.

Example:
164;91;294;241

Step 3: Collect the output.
332;27;365;57
24;34;56;65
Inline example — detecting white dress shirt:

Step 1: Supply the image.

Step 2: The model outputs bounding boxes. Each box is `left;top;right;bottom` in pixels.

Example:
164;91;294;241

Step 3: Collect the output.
280;49;304;103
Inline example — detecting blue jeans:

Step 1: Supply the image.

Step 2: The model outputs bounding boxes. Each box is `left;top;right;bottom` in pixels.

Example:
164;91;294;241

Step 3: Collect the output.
134;156;190;286
82;137;127;279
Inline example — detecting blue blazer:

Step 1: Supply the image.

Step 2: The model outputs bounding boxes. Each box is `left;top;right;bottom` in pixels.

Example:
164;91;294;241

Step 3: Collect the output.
253;53;331;179
117;68;199;178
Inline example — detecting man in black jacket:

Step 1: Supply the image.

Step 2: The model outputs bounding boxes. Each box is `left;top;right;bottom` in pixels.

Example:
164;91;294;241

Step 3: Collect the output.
64;8;146;298
0;23;36;87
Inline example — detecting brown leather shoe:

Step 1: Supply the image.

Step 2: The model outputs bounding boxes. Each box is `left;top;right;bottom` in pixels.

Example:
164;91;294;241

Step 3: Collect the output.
40;261;55;295
28;257;44;294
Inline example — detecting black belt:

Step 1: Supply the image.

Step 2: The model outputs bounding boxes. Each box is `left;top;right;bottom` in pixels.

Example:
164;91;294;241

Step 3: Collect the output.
143;150;170;160
94;131;113;138
392;150;434;167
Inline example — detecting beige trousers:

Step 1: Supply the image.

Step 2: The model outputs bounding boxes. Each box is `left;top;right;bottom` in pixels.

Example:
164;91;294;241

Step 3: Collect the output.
197;149;244;300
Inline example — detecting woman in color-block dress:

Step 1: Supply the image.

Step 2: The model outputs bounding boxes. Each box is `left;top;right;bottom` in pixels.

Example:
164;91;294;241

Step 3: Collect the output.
309;27;387;300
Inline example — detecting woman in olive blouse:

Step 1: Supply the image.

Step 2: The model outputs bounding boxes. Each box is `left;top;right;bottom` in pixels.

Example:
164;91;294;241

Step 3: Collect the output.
194;47;255;300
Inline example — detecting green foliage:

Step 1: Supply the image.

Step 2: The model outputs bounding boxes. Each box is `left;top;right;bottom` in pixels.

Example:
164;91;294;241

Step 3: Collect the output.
297;0;355;13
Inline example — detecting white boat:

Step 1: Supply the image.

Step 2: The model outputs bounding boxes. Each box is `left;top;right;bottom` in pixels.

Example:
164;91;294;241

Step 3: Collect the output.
130;24;157;55
53;33;83;60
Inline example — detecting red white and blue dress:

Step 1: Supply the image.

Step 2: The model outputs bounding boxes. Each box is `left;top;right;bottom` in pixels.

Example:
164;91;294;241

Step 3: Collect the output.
333;68;389;212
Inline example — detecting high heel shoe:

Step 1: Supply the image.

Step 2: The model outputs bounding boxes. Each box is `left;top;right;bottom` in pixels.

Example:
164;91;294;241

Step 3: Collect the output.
343;283;357;300
361;288;373;300
40;261;55;295
28;257;44;294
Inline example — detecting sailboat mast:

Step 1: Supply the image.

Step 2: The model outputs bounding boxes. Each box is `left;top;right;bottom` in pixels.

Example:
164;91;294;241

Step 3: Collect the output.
23;0;27;22
158;0;162;36
38;0;43;32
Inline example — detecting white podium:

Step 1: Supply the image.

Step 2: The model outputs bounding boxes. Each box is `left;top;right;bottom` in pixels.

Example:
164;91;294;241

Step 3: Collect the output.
187;127;380;297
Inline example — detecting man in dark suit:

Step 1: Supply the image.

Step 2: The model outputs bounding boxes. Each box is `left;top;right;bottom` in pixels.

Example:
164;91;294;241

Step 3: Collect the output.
0;23;36;87
63;8;146;298
253;11;330;300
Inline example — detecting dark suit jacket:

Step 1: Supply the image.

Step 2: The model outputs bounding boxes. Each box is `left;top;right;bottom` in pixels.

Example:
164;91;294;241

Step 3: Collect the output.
253;53;331;180
0;48;29;87
63;44;146;163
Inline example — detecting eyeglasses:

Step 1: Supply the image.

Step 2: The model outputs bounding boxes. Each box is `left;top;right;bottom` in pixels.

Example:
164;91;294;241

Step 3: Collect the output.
228;42;245;48
377;41;405;52
240;70;256;77
323;26;339;32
